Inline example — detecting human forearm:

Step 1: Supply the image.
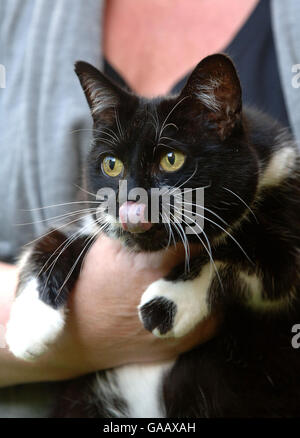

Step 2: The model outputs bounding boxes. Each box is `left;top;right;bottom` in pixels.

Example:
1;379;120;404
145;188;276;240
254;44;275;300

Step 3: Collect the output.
0;262;18;328
0;263;37;387
0;238;220;387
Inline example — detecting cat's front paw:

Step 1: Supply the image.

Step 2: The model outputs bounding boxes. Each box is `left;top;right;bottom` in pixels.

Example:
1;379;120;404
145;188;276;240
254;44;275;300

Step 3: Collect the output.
139;293;177;337
6;279;65;361
138;277;209;338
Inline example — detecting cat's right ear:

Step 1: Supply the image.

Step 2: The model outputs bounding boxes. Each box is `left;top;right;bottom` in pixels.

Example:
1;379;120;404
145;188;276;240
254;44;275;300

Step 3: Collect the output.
74;61;129;124
178;54;242;140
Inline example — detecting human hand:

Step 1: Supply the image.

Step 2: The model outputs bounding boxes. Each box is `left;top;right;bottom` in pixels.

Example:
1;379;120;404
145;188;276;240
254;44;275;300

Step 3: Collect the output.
1;235;221;386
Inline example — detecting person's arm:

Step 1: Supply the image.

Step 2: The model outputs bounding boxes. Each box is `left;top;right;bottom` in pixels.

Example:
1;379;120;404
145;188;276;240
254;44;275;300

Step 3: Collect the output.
0;263;18;325
0;263;42;387
0;236;220;388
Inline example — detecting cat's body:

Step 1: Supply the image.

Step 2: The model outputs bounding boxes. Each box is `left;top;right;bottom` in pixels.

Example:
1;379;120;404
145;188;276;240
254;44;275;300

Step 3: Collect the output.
6;55;300;417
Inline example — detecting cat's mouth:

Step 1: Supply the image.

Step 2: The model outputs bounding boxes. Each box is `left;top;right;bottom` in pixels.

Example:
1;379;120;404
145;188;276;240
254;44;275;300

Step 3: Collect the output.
97;201;170;251
116;223;169;251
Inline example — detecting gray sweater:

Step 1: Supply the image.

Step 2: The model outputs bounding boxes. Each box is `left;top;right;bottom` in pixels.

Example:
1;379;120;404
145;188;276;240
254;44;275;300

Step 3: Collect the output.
0;0;103;262
0;0;299;418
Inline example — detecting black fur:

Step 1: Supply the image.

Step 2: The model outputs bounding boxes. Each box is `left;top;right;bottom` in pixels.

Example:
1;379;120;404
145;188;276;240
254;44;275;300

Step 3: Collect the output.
19;229;96;309
140;297;177;335
163;302;300;417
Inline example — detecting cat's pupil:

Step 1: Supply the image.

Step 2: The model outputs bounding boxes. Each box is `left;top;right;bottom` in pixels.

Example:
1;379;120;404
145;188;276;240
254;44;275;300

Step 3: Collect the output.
167;152;175;165
109;158;115;170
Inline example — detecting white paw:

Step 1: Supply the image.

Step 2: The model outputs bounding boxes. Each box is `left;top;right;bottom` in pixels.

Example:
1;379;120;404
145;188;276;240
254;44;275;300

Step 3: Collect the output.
139;265;213;338
6;279;65;361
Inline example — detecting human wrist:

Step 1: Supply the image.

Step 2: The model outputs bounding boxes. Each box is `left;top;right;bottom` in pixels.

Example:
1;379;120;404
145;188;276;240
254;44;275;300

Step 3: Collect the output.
0;263;18;326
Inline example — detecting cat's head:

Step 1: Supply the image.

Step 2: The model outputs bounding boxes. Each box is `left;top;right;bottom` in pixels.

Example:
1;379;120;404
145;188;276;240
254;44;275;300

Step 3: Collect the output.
75;54;258;251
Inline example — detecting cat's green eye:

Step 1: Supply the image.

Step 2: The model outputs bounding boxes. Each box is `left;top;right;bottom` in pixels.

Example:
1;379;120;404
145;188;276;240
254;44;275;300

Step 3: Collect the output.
160;151;186;172
102;156;124;177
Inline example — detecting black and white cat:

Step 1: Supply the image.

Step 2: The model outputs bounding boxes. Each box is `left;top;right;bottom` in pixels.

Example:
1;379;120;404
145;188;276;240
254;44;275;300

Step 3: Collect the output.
6;54;300;417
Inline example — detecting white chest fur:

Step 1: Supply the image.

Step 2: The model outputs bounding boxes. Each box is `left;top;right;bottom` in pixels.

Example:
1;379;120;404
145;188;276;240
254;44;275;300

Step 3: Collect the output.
93;361;174;418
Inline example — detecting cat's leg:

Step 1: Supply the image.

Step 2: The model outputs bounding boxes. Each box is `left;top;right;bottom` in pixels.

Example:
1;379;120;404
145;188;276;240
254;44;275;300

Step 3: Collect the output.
139;248;299;338
138;257;224;338
6;225;96;360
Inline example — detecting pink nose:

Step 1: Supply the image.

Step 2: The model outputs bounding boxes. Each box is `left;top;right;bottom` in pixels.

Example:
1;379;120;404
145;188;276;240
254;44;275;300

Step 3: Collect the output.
119;201;152;233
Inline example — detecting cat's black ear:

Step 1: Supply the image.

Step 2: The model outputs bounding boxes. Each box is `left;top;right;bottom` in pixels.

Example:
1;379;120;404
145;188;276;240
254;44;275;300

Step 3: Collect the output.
179;54;242;140
74;61;129;124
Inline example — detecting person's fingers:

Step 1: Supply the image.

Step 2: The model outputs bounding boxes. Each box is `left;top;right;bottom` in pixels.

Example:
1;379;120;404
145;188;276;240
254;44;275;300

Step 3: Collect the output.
14;234;221;379
114;310;222;365
58;235;221;370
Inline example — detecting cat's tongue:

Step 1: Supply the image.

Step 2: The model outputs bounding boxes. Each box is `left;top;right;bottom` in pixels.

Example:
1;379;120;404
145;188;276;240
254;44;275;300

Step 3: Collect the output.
119;201;152;233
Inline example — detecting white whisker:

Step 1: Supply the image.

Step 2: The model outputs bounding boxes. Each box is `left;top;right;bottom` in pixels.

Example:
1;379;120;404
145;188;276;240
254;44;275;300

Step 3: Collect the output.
15;208;97;227
166;208;190;272
21;200;100;213
172;206;223;291
179;206;253;264
24;215;94;247
114;107;124;140
158;96;188;143
74;184;97;198
177;199;228;226
55;227;104;301
169;163;199;194
223;186;258;223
